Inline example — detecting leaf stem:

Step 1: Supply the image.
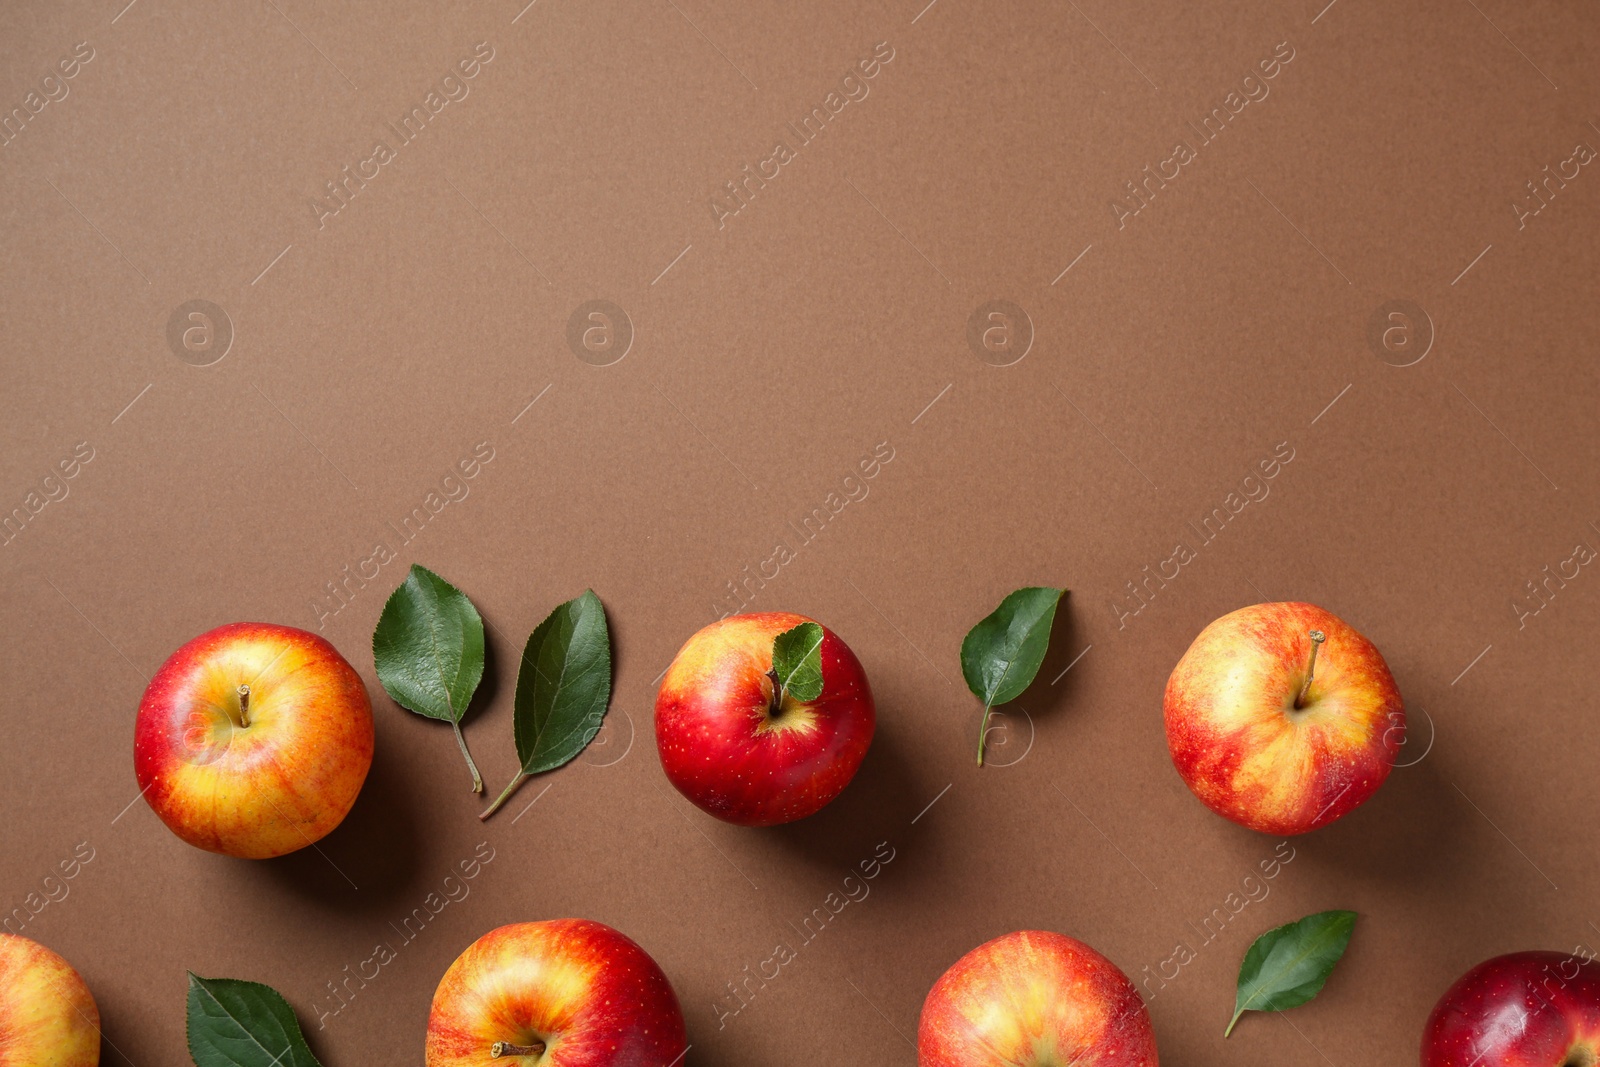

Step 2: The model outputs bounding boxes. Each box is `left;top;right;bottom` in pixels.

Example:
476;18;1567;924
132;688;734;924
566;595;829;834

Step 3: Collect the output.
452;717;484;793
1224;1009;1244;1037
976;703;994;767
479;772;530;821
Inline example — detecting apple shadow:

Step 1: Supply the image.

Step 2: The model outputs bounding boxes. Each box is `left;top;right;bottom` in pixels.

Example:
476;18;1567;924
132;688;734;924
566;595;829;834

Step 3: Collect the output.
475;607;516;715
759;720;922;874
251;728;424;913
1288;746;1474;894
91;984;145;1067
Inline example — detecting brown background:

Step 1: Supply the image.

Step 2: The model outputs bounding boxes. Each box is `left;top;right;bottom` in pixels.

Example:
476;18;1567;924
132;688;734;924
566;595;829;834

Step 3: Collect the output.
3;0;1599;1063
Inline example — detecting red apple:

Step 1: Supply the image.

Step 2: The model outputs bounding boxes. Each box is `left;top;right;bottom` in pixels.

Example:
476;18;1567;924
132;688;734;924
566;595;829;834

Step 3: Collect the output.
0;933;100;1066
424;919;687;1067
134;622;374;859
1163;602;1403;835
919;930;1157;1066
654;612;875;826
1422;951;1600;1067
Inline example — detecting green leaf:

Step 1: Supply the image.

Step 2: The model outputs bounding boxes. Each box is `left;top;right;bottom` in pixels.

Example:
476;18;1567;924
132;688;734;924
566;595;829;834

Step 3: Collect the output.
480;590;612;820
771;622;825;704
186;973;324;1067
1226;910;1358;1037
960;587;1065;766
372;563;486;792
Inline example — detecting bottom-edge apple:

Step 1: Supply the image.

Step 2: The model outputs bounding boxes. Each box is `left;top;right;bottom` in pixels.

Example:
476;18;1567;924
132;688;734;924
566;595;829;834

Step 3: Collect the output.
1422;950;1600;1067
918;930;1157;1067
425;919;687;1066
0;932;100;1066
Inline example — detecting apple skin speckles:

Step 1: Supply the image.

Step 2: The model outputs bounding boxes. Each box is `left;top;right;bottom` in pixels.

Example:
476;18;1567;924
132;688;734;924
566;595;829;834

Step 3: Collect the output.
655;612;875;827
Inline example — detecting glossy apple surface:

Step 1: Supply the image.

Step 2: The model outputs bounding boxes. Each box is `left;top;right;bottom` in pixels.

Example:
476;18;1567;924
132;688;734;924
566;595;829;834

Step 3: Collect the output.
1164;601;1403;835
134;622;374;859
425;919;686;1067
0;933;100;1067
655;612;875;826
1422;951;1600;1067
918;930;1157;1067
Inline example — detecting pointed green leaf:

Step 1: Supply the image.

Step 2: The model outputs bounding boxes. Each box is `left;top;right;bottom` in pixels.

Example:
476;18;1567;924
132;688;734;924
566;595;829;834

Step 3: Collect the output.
961;587;1065;707
186;973;323;1067
372;564;485;724
513;589;613;775
1226;910;1358;1037
372;563;486;790
771;622;825;704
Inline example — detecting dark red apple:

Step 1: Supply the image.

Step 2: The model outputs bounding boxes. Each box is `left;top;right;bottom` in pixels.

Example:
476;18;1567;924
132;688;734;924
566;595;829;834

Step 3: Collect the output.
1422;951;1600;1066
655;612;875;826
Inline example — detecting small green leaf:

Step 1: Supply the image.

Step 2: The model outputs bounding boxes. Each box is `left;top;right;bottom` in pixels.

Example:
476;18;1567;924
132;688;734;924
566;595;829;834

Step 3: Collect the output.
186;973;323;1067
480;590;613;820
771;622;825;704
961;587;1065;766
373;563;486;792
1226;910;1358;1037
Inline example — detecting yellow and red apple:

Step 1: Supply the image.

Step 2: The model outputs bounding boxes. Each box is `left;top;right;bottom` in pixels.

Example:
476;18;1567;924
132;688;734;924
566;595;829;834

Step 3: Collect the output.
134;622;374;859
1423;951;1600;1067
655;612;875;826
425;919;687;1066
1164;601;1403;835
918;930;1157;1066
0;933;100;1067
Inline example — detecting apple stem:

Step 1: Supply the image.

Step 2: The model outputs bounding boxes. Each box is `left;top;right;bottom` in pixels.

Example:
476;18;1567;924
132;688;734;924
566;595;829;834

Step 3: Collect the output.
1294;630;1326;709
236;684;251;728
490;1040;546;1058
765;668;784;718
479;772;529;821
452;717;484;794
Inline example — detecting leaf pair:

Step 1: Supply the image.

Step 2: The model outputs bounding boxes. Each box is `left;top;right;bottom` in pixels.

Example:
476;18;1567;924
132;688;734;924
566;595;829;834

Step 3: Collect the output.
373;565;614;820
1227;910;1357;1036
960;587;1065;766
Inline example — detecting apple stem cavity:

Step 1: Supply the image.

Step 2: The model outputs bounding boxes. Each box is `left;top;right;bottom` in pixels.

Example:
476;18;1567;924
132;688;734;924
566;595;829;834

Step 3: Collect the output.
479;772;529;821
490;1040;547;1058
765;668;785;719
1294;630;1326;709
236;683;251;728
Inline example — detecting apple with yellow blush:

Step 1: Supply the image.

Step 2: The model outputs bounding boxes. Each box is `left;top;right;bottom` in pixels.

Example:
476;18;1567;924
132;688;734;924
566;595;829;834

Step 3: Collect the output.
0;933;100;1067
134;622;373;859
918;930;1157;1066
1163;602;1403;835
424;919;686;1066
